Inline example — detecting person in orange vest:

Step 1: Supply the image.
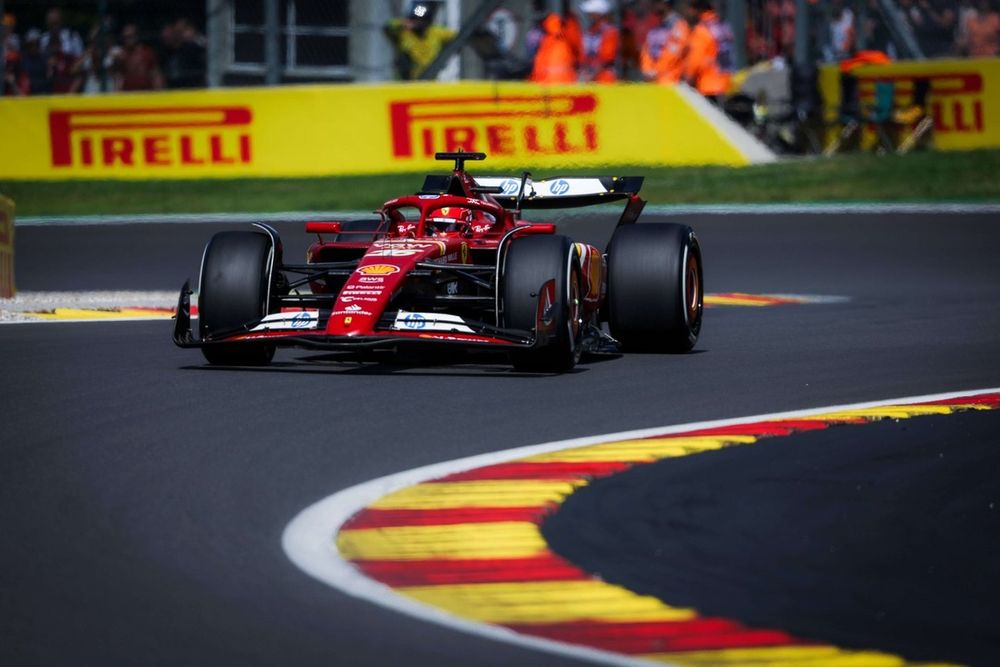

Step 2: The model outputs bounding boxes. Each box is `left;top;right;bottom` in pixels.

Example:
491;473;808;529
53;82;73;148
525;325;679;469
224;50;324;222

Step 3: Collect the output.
683;0;734;101
640;0;690;85
579;0;620;83
530;11;579;84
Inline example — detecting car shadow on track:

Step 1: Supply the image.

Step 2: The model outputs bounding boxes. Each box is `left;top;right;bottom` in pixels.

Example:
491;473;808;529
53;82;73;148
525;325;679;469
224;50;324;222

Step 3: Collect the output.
177;350;608;377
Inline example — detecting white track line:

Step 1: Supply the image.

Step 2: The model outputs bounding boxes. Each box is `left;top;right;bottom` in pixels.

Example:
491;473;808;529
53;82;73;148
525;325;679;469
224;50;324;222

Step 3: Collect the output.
282;386;1000;667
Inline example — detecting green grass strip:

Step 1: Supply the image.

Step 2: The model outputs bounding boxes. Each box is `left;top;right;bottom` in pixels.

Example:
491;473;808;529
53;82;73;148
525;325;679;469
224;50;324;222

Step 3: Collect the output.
2;150;998;217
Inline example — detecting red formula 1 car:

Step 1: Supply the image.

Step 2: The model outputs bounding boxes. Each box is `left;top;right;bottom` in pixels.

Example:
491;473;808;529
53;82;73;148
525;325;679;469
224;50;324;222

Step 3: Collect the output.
173;152;703;372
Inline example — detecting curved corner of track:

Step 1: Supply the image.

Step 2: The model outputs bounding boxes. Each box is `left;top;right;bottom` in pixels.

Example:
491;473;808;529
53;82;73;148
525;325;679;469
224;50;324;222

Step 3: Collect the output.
284;388;1000;667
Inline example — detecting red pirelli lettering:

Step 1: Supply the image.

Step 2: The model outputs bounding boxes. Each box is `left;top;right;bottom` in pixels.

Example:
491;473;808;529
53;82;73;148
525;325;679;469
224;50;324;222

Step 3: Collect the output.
389;94;599;158
49;106;253;168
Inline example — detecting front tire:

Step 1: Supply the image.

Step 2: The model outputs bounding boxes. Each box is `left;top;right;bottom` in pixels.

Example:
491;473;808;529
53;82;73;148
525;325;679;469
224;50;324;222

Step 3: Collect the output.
198;231;276;366
606;223;703;352
502;235;583;372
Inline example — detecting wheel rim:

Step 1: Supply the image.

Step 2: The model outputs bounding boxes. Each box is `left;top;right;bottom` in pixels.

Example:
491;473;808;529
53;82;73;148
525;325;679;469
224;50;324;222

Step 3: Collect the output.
569;269;582;344
685;251;701;325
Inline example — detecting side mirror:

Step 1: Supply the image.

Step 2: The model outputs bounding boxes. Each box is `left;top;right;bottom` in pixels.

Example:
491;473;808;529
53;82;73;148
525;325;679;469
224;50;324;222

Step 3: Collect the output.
305;221;342;235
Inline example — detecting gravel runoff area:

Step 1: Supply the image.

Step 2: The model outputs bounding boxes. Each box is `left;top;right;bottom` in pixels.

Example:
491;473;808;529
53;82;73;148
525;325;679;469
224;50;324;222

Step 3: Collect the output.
0;291;178;321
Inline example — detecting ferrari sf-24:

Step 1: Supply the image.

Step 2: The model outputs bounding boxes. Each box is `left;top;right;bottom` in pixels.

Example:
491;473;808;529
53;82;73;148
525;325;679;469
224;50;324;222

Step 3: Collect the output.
173;151;703;372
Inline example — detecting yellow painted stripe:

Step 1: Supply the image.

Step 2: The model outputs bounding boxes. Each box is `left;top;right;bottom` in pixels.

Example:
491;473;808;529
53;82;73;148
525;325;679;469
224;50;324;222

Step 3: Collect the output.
522;436;758;463
336;522;547;560
807;405;959;422
368;479;584;509
642;646;904;666
26;307;173;320
399;580;696;624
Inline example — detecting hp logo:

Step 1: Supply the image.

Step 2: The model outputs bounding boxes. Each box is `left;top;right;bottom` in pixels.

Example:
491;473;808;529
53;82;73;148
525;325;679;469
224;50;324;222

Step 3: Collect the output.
549;179;570;195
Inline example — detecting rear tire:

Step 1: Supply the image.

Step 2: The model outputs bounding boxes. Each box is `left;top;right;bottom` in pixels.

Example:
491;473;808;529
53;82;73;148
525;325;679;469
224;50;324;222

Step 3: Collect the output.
198;231;276;366
606;223;703;352
502;235;582;372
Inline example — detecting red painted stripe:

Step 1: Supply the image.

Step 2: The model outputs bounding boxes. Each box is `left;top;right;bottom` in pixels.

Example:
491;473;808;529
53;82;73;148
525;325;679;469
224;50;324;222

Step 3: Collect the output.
655;419;848;439
927;393;1000;406
354;554;589;586
507;619;806;654
343;506;551;529
440;461;631;482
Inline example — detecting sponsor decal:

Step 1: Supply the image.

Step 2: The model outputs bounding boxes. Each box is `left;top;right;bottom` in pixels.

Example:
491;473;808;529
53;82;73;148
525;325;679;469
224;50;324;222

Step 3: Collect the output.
446;281;459;295
373;240;446;257
548;179;570;195
340;295;379;303
290;311;315;329
333;308;374;317
397;222;417;236
416;333;494;343
250;309;318;331
402;312;426;329
460;242;469;263
375;248;425;257
49;106;253;169
358;276;386;284
343;288;385;296
418;194;441;199
358;264;400;275
393;310;475;334
499;178;520;195
343;316;352;325
389;94;599;159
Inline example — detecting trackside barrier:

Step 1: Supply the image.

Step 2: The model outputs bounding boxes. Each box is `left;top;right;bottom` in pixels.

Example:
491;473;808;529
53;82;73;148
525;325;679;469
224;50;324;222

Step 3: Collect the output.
0;196;14;298
819;57;1000;151
0;82;770;181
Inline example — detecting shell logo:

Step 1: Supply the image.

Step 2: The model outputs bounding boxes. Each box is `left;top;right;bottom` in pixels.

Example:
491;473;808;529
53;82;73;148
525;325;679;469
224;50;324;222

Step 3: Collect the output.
358;264;400;275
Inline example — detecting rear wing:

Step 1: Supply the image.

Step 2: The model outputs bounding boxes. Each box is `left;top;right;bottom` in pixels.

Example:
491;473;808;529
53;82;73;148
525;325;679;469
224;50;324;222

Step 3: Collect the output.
480;176;642;209
420;175;644;210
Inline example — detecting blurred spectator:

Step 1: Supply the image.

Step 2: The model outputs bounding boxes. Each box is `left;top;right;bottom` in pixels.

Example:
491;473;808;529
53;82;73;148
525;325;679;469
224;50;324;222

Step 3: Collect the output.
160;18;206;88
579;0;620;82
825;0;855;62
622;1;664;79
909;0;957;56
640;0;690;84
3;12;19;54
384;1;456;80
46;35;78;94
18;29;49;95
684;0;734;101
74;23;121;94
40;7;84;59
115;23;163;91
956;0;976;52
530;12;579;82
862;0;897;57
964;0;1000;56
3;13;19;96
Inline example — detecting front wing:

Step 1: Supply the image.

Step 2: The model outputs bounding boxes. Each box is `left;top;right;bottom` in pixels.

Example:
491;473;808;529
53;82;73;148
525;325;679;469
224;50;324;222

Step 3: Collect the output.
172;280;559;355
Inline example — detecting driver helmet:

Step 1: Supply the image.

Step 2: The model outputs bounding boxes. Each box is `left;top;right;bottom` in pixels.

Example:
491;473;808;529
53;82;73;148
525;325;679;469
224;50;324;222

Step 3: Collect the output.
426;206;474;234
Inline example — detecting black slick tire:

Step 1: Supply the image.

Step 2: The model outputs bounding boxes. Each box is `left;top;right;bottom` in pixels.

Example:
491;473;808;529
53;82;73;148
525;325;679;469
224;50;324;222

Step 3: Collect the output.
606;223;703;352
198;231;276;366
502;234;582;373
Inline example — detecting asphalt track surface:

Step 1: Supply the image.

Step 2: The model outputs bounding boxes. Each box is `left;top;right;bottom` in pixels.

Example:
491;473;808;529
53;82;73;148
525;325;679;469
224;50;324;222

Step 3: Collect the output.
3;212;1000;666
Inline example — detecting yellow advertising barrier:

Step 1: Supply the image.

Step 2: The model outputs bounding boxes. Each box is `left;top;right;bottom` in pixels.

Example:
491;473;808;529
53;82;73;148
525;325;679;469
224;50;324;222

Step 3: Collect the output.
819;57;1000;151
0;195;13;298
0;82;757;180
